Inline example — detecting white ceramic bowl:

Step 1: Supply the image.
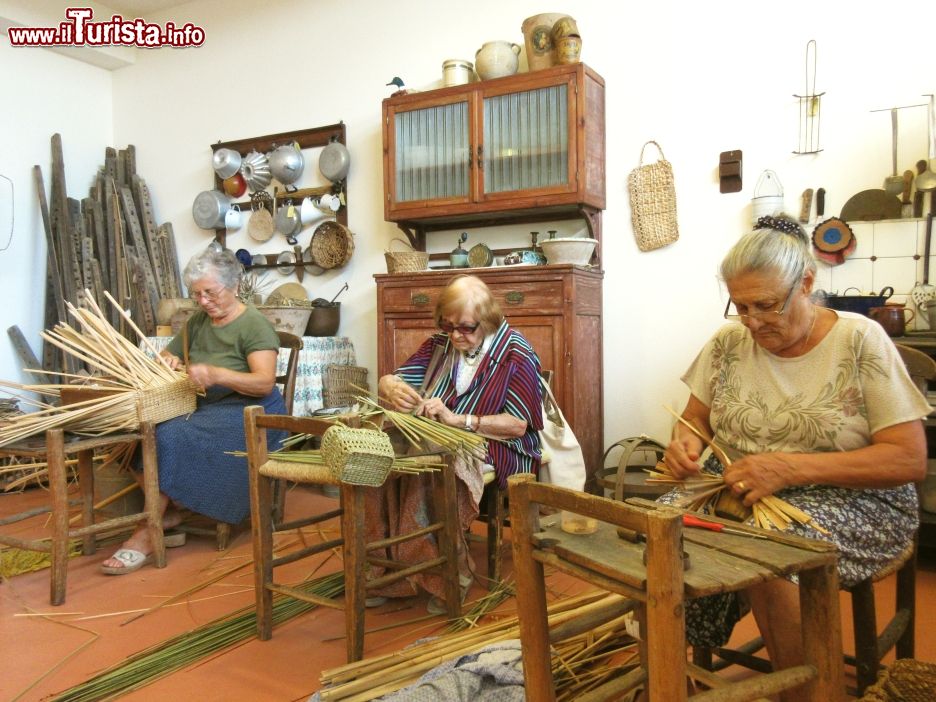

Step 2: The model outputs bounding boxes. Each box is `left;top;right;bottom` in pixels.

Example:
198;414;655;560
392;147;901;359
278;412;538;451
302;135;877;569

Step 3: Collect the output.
540;237;598;265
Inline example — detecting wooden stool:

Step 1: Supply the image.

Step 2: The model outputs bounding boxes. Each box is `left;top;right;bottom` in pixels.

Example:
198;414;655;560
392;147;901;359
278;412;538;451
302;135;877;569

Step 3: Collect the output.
245;405;463;663
0;425;165;605
508;474;846;702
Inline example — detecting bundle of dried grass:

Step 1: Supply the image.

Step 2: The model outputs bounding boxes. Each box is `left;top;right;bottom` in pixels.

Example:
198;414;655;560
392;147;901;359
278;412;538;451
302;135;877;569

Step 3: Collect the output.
656;405;827;534
355;395;488;456
0;291;197;448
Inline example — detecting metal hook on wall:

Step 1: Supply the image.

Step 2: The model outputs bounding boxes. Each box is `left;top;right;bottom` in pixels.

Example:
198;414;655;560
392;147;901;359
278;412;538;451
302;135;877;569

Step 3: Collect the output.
793;39;825;155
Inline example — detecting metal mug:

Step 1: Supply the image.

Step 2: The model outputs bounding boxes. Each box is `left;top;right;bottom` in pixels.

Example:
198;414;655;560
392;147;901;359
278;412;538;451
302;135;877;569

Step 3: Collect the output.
869;305;914;337
225;205;242;231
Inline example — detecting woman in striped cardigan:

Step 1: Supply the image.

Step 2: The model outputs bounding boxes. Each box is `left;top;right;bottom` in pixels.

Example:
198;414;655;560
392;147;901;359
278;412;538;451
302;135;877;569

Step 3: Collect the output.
369;275;543;613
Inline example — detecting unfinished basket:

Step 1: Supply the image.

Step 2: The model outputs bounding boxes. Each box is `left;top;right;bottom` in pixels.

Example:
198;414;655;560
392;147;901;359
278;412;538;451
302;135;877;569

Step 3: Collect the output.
323;365;369;408
320;425;395;486
628;140;679;252
384;237;429;274
310;221;354;269
135;377;198;424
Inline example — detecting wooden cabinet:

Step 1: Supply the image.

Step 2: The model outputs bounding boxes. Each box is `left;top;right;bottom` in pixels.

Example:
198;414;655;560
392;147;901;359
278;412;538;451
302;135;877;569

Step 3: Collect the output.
375;264;603;488
381;64;605;254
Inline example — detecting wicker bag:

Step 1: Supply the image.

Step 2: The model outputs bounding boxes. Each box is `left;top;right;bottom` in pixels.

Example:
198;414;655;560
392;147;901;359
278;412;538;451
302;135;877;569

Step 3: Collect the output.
859;659;936;702
323;365;369;408
628;140;679;252
320;425;395;486
384;237;430;273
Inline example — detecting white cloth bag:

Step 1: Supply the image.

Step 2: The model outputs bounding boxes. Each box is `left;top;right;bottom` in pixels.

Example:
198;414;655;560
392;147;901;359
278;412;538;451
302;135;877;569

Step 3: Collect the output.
537;377;586;491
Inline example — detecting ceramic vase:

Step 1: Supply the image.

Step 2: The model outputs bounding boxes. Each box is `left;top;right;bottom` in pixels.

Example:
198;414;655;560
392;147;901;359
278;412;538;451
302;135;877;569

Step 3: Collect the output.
475;41;521;80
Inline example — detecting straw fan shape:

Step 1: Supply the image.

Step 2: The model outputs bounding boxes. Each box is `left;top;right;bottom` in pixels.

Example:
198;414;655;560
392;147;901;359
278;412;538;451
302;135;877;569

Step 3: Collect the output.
0;291;197;447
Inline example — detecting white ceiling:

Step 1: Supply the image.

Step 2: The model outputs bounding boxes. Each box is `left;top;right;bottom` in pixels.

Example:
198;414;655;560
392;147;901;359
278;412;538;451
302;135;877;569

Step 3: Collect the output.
103;0;192;14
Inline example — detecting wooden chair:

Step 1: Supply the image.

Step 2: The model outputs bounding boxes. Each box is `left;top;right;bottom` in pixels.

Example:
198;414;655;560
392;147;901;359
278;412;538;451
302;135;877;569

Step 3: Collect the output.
0;425;165;605
245;405;463;663
697;343;934;696
178;331;302;549
508;474;845;702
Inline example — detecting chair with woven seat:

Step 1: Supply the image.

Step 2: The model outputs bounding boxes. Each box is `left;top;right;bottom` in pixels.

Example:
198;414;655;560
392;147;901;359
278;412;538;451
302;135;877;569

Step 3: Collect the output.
245;404;463;663
177;331;302;549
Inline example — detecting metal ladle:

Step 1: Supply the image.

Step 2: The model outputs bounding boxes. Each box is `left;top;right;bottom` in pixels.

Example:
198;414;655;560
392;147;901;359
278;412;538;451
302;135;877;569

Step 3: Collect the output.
915;94;936;194
884;109;904;196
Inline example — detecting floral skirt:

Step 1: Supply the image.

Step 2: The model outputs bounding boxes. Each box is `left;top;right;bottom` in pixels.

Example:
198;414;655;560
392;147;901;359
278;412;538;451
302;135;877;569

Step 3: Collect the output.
658;454;919;646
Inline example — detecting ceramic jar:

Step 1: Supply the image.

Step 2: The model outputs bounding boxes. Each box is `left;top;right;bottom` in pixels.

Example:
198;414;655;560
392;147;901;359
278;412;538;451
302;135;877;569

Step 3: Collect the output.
555;34;581;64
521;12;568;71
442;59;474;87
475;41;521;81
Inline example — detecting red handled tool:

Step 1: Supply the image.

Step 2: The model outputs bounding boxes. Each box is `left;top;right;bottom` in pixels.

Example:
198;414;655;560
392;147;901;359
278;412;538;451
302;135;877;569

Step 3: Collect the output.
683;514;767;539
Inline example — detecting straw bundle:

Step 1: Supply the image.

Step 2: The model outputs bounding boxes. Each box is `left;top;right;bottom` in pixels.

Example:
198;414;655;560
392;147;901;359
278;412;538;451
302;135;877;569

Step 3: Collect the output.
656;406;827;534
0;291;197;448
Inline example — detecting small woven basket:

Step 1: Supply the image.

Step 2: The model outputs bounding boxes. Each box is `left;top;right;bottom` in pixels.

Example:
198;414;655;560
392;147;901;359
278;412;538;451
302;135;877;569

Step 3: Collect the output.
628;140;679;252
384;237;429;273
311;221;355;269
323;365;369;408
859;659;936;702
135;377;197;424
320;425;395;486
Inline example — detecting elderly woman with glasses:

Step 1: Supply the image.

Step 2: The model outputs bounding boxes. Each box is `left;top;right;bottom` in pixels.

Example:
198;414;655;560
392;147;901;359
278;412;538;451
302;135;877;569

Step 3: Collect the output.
369;274;543;613
661;215;929;689
102;248;287;574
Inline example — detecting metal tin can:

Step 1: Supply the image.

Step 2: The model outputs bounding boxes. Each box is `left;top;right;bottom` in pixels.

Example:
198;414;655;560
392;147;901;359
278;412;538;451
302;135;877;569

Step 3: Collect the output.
442;59;474;87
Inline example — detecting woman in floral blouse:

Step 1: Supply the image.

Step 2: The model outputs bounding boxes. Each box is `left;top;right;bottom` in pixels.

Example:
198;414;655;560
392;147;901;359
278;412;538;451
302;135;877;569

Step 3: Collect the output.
662;215;929;689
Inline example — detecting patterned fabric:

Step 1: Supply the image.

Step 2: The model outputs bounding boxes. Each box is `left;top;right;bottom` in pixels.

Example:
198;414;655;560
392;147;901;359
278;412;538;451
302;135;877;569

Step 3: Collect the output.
683;311;931;455
396;320;543;488
150;390;286;524
668;310;931;647
145;335;357;416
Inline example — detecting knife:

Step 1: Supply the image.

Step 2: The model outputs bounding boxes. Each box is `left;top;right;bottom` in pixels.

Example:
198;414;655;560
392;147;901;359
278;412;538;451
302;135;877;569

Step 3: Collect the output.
915;160;927;218
799;188;814;223
816;188;826;221
903;170;915;217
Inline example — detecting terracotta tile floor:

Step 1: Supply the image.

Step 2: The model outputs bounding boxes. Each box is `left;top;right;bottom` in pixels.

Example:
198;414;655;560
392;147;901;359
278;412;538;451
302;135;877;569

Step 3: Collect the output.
2;484;935;701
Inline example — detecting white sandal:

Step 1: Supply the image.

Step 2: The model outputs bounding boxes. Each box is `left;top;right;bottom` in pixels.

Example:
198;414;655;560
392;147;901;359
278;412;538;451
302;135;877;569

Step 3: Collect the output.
101;548;153;575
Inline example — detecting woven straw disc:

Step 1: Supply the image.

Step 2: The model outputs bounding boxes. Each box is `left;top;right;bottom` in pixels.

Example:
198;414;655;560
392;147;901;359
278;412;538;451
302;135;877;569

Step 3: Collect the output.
311;221;354;269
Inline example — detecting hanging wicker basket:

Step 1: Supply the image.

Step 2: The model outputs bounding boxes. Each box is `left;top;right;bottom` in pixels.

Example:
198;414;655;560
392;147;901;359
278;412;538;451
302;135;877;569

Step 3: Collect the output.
310;221;354;269
323;365;369;408
628;140;679;252
320;425;395;486
384;237;430;274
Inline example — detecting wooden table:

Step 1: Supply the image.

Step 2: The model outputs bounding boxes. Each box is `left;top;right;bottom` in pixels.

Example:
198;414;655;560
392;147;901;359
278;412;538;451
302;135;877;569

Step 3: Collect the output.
509;475;845;702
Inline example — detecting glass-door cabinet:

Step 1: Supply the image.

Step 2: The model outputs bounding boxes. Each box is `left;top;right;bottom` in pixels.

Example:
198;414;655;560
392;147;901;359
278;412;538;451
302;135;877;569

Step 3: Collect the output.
382;63;604;226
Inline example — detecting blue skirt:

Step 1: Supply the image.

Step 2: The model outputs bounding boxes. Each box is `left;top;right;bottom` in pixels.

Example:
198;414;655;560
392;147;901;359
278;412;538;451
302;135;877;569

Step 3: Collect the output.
143;389;287;524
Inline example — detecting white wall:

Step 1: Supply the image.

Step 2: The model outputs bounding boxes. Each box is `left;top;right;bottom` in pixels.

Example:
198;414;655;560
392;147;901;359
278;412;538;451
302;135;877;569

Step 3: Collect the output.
0;36;113;386
5;0;936;449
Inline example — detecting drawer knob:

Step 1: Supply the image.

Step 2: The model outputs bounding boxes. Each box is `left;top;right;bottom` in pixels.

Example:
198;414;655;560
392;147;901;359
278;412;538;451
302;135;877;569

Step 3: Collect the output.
505;291;525;305
412;292;430;307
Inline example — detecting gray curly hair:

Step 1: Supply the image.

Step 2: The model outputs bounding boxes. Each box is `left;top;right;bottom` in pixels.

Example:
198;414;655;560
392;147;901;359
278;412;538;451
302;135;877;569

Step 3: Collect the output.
720;214;816;288
182;247;243;291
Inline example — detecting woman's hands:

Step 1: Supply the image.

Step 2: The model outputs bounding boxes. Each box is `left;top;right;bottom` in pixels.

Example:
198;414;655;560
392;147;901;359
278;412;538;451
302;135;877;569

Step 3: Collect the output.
378;374;423;412
417;397;459;427
186;363;216;391
723;453;795;506
663;433;706;479
159;350;182;370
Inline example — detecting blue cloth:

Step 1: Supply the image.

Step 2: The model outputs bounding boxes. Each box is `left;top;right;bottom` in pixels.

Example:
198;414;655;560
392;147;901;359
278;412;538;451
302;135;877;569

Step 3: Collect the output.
143;389;287;524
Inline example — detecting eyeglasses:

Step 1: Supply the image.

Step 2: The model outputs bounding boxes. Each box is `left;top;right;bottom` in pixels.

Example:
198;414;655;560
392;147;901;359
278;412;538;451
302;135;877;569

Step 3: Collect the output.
439;321;481;335
724;282;797;322
190;286;226;302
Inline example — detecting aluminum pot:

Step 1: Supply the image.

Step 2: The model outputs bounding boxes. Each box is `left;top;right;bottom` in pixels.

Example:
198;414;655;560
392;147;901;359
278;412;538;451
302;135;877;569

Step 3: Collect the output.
268;144;305;185
319;140;350;182
212;148;242;179
192;189;233;230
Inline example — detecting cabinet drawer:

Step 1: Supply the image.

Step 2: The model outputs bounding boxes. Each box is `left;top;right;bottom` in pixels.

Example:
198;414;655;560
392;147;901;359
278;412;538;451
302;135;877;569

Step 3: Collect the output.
381;278;564;314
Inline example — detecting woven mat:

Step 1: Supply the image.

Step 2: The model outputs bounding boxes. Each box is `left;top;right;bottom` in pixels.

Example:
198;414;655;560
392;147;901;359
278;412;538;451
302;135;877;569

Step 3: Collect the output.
860;659;936;702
